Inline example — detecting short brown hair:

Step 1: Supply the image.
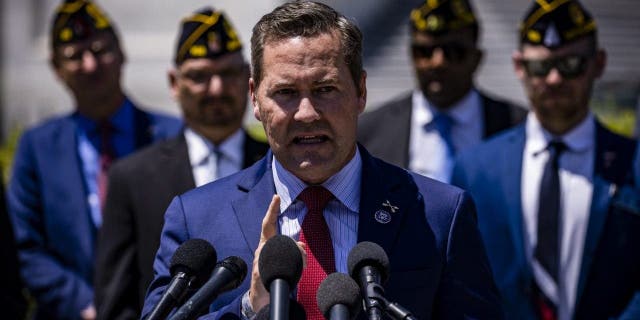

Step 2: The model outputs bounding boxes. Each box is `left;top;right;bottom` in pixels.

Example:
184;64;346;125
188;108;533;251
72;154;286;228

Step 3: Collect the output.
250;1;363;94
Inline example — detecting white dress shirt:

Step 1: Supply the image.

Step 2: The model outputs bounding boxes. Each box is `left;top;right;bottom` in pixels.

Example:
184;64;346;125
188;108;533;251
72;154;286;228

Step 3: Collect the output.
272;148;362;273
521;113;595;320
409;89;483;183
185;128;244;187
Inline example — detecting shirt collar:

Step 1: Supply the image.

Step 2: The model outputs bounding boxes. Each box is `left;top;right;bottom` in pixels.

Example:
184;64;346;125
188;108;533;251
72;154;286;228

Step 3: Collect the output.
184;127;245;166
525;112;595;155
272;147;362;214
73;97;134;134
412;88;481;127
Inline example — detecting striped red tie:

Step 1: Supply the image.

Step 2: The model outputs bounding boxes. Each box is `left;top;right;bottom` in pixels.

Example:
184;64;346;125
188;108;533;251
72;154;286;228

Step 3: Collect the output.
97;122;115;208
296;186;336;320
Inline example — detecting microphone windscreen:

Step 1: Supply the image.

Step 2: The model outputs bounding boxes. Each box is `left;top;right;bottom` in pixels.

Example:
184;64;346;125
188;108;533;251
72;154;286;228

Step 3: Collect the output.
170;238;217;286
259;235;303;289
317;272;362;319
347;241;390;283
255;300;306;320
218;256;248;289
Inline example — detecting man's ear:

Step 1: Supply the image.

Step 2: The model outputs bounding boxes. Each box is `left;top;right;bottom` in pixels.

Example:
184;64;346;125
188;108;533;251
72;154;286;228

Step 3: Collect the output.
250;78;261;121
470;48;484;73
512;50;526;80
168;68;179;100
357;70;367;114
49;52;64;80
593;49;607;78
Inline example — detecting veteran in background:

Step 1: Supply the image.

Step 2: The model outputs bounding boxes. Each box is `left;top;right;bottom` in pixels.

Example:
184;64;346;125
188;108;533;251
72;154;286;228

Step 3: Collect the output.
7;1;181;319
358;0;526;183
452;1;640;319
94;7;268;320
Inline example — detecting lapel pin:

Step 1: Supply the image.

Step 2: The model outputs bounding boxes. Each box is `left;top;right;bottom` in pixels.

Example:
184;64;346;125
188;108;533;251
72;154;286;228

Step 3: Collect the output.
374;210;392;224
382;200;399;213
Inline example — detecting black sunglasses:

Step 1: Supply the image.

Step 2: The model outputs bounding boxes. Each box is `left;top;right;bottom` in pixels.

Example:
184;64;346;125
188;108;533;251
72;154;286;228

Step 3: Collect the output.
411;43;475;62
520;55;590;79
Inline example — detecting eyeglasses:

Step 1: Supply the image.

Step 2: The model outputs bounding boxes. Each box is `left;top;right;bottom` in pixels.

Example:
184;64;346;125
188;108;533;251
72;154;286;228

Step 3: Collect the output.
519;55;590;79
411;43;475;62
58;40;119;64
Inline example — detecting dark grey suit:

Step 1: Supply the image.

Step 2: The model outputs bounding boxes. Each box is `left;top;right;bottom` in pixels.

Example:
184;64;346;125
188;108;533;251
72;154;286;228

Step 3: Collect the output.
357;90;527;168
94;131;269;320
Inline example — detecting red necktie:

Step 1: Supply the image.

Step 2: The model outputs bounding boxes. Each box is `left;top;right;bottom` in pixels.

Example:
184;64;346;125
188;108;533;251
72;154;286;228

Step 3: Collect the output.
97;122;115;208
297;186;336;320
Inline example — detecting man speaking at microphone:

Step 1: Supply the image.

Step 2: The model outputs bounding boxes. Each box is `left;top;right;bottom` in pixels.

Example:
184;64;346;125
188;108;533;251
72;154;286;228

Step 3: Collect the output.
142;1;502;319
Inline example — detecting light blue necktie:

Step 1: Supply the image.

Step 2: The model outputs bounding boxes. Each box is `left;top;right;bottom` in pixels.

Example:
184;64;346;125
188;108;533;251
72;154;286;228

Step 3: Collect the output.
432;113;456;156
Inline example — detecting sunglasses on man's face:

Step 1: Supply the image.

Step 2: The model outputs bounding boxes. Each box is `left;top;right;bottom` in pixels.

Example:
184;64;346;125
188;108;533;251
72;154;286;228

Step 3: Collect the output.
411;43;475;62
520;55;590;79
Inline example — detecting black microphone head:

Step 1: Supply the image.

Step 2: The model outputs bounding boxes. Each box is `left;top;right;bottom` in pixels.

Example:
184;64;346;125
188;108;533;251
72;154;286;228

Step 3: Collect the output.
170;238;217;286
317;272;362;319
347;241;390;283
258;235;303;290
218;256;248;290
255;300;306;320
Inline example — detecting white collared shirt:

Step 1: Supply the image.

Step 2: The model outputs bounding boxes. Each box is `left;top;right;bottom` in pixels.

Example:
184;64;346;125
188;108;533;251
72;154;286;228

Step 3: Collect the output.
521;113;595;320
272;147;362;273
185;128;244;187
409;89;483;183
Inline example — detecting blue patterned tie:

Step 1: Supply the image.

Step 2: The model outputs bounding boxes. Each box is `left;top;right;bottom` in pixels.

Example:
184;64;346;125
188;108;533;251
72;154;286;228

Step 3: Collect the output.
433;113;456;156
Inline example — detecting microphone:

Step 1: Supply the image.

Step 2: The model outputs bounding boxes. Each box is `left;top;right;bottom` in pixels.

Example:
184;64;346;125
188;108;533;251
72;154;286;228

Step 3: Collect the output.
259;235;304;320
169;256;248;320
147;239;217;320
347;242;390;320
317;272;362;320
255;300;306;320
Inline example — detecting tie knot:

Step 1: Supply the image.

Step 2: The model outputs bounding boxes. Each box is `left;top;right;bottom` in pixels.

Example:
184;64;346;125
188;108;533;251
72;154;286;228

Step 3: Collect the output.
547;140;567;162
298;186;334;213
433;113;454;130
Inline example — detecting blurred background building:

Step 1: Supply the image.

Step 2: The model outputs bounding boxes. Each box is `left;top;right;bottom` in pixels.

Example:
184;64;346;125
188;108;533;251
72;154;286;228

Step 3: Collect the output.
1;0;638;144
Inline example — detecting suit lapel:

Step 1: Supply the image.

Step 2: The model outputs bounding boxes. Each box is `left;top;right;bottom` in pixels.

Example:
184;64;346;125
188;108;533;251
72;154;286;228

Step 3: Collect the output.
502;127;531;278
242;132;269;168
160;134;195;190
576;122;637;303
576;175;610;302
395;95;413;168
131;103;153;148
53;117;95;257
231;155;275;254
357;147;416;255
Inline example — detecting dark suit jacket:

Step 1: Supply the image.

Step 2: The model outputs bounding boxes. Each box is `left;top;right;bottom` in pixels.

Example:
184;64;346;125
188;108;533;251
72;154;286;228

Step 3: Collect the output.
451;121;640;319
94;131;268;320
357;90;527;168
7;103;181;320
141;146;503;320
0;175;27;320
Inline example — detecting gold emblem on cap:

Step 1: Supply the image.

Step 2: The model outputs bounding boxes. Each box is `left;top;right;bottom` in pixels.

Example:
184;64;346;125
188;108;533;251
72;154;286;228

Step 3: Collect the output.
527;30;541;43
189;45;207;57
426;15;444;32
568;3;585;26
223;20;241;52
451;0;468;17
59;28;73;42
427;0;439;9
85;3;111;29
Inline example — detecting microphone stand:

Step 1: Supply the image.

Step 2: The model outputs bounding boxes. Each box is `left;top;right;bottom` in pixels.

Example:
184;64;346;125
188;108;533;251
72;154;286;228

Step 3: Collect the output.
361;280;417;320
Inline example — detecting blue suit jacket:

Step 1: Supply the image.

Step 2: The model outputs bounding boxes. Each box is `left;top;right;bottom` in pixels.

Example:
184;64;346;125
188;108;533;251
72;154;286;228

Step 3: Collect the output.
7;104;181;319
451;122;640;320
142;146;503;319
